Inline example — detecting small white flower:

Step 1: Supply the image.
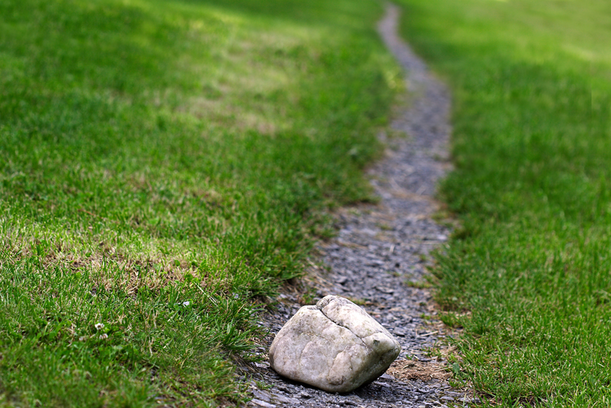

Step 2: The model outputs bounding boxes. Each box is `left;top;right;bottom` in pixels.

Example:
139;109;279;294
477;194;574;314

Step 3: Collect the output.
95;323;105;330
182;301;190;307
79;336;87;342
99;333;108;340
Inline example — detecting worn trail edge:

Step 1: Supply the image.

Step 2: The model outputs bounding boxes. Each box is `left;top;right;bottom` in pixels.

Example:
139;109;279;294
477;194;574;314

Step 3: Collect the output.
246;4;475;408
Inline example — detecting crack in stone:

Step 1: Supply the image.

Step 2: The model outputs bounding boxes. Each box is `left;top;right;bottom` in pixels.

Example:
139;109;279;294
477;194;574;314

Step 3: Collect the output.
316;303;369;349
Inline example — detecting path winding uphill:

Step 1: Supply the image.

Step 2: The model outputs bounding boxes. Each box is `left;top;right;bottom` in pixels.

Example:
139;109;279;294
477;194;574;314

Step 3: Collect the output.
247;4;474;407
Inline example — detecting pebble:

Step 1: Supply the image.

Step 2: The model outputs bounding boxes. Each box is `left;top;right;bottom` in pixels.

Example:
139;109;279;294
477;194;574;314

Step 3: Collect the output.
246;4;474;408
250;399;275;408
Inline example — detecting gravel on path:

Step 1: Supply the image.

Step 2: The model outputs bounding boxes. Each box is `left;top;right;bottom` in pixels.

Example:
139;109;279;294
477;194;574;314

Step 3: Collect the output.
244;4;474;407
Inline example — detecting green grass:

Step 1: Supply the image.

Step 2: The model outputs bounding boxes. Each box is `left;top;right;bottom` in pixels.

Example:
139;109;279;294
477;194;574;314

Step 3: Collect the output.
396;0;611;406
0;0;400;405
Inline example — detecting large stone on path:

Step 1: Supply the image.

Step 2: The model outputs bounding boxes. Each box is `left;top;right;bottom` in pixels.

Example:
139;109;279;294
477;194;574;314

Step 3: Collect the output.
269;295;401;393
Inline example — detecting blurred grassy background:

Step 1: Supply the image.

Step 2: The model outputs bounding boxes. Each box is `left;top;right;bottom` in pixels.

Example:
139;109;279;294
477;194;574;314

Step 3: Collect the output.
397;0;611;406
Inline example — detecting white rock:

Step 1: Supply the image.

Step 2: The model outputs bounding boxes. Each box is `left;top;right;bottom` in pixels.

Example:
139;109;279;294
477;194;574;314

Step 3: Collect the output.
269;295;401;393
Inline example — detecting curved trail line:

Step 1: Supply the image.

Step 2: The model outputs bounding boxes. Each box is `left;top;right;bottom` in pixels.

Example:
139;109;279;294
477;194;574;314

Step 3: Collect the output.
247;4;474;408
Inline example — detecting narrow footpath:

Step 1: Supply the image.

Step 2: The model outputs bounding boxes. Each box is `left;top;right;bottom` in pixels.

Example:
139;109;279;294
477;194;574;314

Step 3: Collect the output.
246;4;474;407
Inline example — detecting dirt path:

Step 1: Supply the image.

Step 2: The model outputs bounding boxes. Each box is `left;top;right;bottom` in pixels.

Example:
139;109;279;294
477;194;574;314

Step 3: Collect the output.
245;4;474;407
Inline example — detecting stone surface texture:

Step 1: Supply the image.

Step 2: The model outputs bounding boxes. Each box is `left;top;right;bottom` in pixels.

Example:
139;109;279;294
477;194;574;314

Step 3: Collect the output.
269;296;401;393
244;3;476;407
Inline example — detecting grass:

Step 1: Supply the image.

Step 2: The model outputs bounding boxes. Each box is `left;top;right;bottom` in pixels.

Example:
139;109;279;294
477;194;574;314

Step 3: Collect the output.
396;0;611;406
0;0;400;405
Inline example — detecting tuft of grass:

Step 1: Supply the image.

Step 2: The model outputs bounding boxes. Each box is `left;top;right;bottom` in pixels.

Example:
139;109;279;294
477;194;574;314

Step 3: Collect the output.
398;0;611;406
345;297;371;307
0;0;400;405
406;280;432;289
